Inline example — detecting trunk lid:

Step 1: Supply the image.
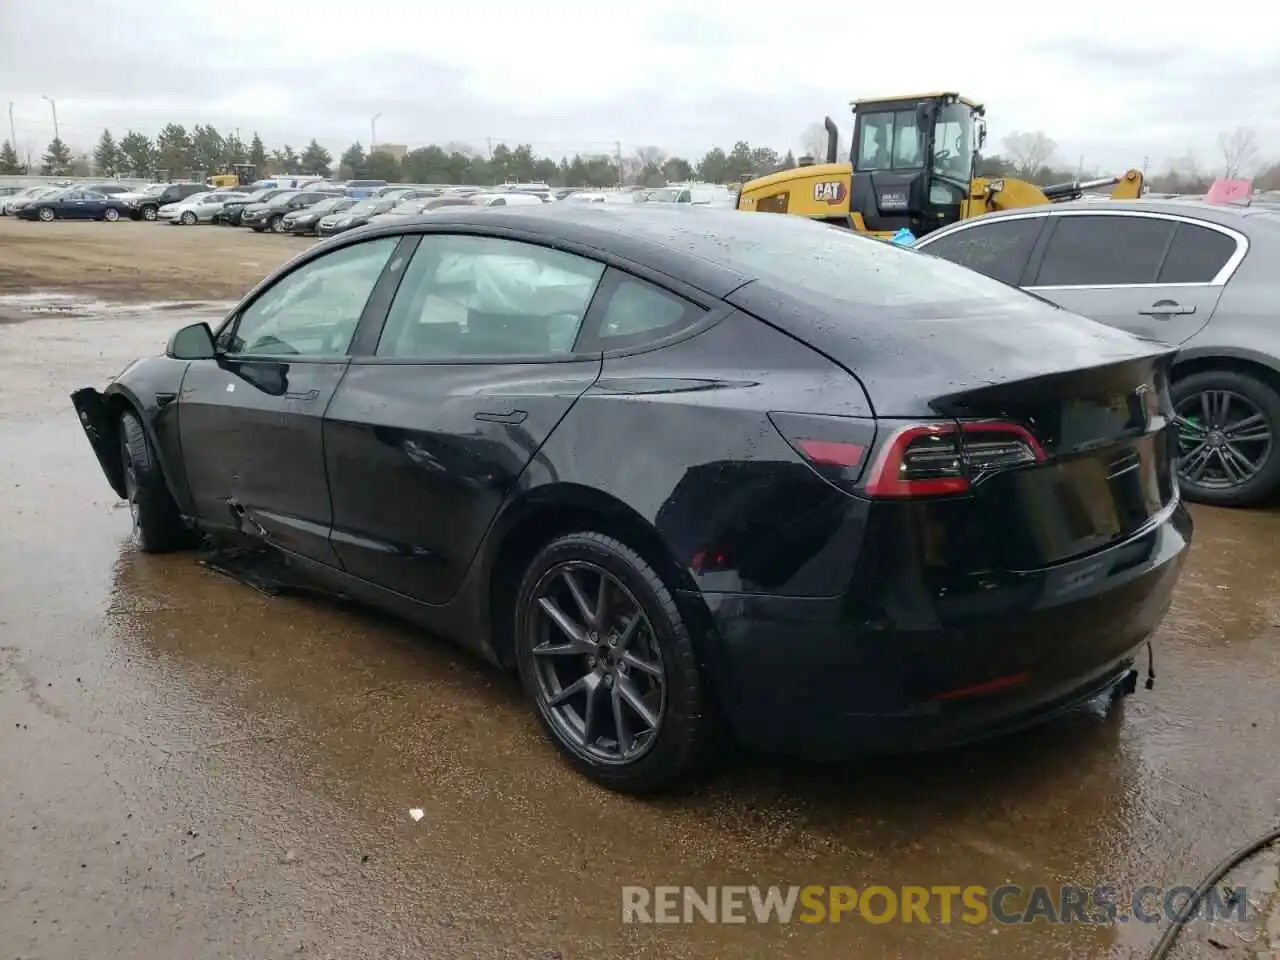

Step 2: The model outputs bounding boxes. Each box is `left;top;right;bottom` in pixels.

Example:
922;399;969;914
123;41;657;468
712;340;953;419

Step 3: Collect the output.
935;352;1179;567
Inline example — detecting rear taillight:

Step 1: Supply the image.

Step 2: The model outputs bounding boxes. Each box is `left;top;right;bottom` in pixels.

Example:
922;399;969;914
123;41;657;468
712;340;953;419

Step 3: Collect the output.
767;412;876;490
769;414;1043;498
864;421;1044;498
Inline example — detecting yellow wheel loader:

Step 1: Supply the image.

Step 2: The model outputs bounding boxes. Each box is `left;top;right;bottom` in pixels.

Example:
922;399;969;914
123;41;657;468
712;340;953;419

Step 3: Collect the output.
205;163;259;188
736;93;1144;239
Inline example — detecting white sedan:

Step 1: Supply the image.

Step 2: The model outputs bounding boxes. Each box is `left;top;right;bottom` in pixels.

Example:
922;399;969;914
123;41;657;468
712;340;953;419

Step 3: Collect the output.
160;191;249;225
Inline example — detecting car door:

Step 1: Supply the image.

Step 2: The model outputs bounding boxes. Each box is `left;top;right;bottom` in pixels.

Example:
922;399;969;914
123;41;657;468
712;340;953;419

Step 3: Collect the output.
177;235;403;565
79;190;110;219
322;233;608;603
1023;211;1234;344
58;188;90;219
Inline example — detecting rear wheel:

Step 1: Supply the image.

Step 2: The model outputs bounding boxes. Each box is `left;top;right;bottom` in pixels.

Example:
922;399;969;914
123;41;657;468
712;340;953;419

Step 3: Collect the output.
1172;369;1280;506
37;206;54;222
514;532;715;793
118;410;194;552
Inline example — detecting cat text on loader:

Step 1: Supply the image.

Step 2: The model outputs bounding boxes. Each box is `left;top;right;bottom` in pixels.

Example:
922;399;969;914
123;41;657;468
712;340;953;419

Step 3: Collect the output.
736;93;1145;239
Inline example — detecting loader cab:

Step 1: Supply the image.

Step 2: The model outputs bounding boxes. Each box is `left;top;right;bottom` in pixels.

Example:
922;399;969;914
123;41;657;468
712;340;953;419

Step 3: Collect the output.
850;92;984;234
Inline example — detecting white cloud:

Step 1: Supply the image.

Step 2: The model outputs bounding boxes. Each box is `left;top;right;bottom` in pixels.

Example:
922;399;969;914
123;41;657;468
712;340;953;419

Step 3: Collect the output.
0;0;1277;173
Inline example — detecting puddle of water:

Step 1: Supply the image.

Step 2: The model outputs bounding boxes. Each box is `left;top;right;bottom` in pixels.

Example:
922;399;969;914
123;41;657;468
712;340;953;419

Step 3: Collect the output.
0;293;231;325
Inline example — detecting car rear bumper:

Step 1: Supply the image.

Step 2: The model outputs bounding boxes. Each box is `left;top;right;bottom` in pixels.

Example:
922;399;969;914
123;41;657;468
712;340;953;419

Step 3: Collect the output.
687;502;1192;759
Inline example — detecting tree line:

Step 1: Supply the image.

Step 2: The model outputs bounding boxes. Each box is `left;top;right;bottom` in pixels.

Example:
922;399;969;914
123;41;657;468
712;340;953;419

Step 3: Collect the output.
2;122;1276;193
0;123;799;188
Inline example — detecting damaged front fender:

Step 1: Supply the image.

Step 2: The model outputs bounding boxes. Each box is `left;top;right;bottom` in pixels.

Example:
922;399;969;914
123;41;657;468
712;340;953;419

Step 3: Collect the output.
71;386;127;499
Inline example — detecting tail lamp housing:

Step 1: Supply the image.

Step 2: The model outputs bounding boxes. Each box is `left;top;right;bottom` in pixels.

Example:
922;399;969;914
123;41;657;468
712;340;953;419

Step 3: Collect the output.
770;413;1044;498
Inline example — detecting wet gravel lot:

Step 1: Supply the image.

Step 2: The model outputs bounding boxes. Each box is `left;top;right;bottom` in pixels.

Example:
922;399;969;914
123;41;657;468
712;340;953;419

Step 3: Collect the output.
2;221;1280;959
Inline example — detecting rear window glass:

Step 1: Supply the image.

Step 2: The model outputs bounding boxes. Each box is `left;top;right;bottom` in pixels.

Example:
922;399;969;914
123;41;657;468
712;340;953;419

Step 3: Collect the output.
720;216;1053;317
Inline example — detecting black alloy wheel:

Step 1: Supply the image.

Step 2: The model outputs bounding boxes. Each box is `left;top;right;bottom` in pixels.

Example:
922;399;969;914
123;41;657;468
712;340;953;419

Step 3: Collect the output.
514;532;716;793
1172;369;1280;506
141;205;157;221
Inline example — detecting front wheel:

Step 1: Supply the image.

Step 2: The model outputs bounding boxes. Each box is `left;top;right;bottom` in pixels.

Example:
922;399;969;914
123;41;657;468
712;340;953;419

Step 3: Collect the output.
140;205;157;221
37;206;55;222
118;410;194;553
180;211;197;225
1172;369;1280;506
270;214;286;233
103;207;120;222
514;532;716;793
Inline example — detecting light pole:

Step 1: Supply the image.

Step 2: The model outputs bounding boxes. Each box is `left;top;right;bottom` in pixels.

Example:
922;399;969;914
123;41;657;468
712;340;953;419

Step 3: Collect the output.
7;102;15;153
41;95;59;143
370;113;381;151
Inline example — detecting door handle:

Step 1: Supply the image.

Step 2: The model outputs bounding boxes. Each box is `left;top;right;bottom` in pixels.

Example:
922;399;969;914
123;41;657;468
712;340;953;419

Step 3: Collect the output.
285;388;320;401
1138;300;1196;318
155;392;176;407
474;408;528;424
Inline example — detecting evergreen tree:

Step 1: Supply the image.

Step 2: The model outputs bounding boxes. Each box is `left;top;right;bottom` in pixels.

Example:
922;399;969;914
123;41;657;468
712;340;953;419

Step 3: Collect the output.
248;133;267;169
300;139;332;176
0;140;22;174
93;129;121;176
41;137;72;176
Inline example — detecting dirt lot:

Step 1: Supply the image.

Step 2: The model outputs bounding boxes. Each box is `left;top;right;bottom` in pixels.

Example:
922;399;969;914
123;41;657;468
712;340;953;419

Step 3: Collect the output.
0;216;307;302
3;219;1280;959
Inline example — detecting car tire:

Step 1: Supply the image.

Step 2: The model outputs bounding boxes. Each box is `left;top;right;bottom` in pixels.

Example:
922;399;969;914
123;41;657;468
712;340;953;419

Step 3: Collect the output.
103;208;120;222
140;205;157;221
37;206;55;222
118;410;194;553
513;531;715;794
270;215;286;233
1171;368;1280;507
180;211;196;225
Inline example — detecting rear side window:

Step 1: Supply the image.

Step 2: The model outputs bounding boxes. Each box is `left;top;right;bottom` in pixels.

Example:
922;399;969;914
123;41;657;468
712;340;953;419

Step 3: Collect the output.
712;215;1052;318
1157;222;1237;283
581;272;706;351
919;217;1044;285
1034;215;1175;286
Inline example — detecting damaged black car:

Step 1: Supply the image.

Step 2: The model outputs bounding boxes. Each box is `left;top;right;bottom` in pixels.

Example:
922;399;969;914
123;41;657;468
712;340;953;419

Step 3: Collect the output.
72;205;1192;793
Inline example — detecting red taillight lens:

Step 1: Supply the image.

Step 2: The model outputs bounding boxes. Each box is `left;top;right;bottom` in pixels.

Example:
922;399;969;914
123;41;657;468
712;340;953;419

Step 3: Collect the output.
768;412;877;491
864;421;1044;498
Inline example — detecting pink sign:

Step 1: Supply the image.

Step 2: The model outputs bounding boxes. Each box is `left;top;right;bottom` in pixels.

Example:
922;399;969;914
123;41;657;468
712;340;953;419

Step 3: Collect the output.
1205;179;1252;204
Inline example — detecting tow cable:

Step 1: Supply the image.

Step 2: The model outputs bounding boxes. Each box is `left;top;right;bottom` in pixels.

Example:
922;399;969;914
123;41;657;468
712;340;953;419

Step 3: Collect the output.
1144;824;1280;960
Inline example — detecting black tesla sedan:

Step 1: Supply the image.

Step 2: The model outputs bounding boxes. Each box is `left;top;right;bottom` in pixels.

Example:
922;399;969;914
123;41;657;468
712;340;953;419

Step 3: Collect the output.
69;206;1192;793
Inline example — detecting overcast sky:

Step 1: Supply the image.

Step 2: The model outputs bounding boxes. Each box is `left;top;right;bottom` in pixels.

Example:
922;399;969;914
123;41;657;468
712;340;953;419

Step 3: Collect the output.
2;0;1277;176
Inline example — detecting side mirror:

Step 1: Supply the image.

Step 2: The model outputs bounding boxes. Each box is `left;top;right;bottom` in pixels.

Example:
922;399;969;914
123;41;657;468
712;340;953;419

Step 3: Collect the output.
166;321;217;360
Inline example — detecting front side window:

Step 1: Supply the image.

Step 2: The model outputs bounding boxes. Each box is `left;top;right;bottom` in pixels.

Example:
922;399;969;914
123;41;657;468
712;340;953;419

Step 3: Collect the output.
1034;215;1176;287
224;237;399;357
919;217;1045;286
375;235;605;360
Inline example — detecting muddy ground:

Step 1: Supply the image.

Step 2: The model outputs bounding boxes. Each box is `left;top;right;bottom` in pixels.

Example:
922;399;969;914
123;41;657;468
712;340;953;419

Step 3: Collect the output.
3;220;1280;959
0;217;305;304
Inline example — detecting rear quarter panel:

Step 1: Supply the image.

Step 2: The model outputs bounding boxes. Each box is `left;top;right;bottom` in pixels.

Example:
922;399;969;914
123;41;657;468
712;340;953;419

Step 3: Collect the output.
497;310;876;598
1178;227;1280;371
